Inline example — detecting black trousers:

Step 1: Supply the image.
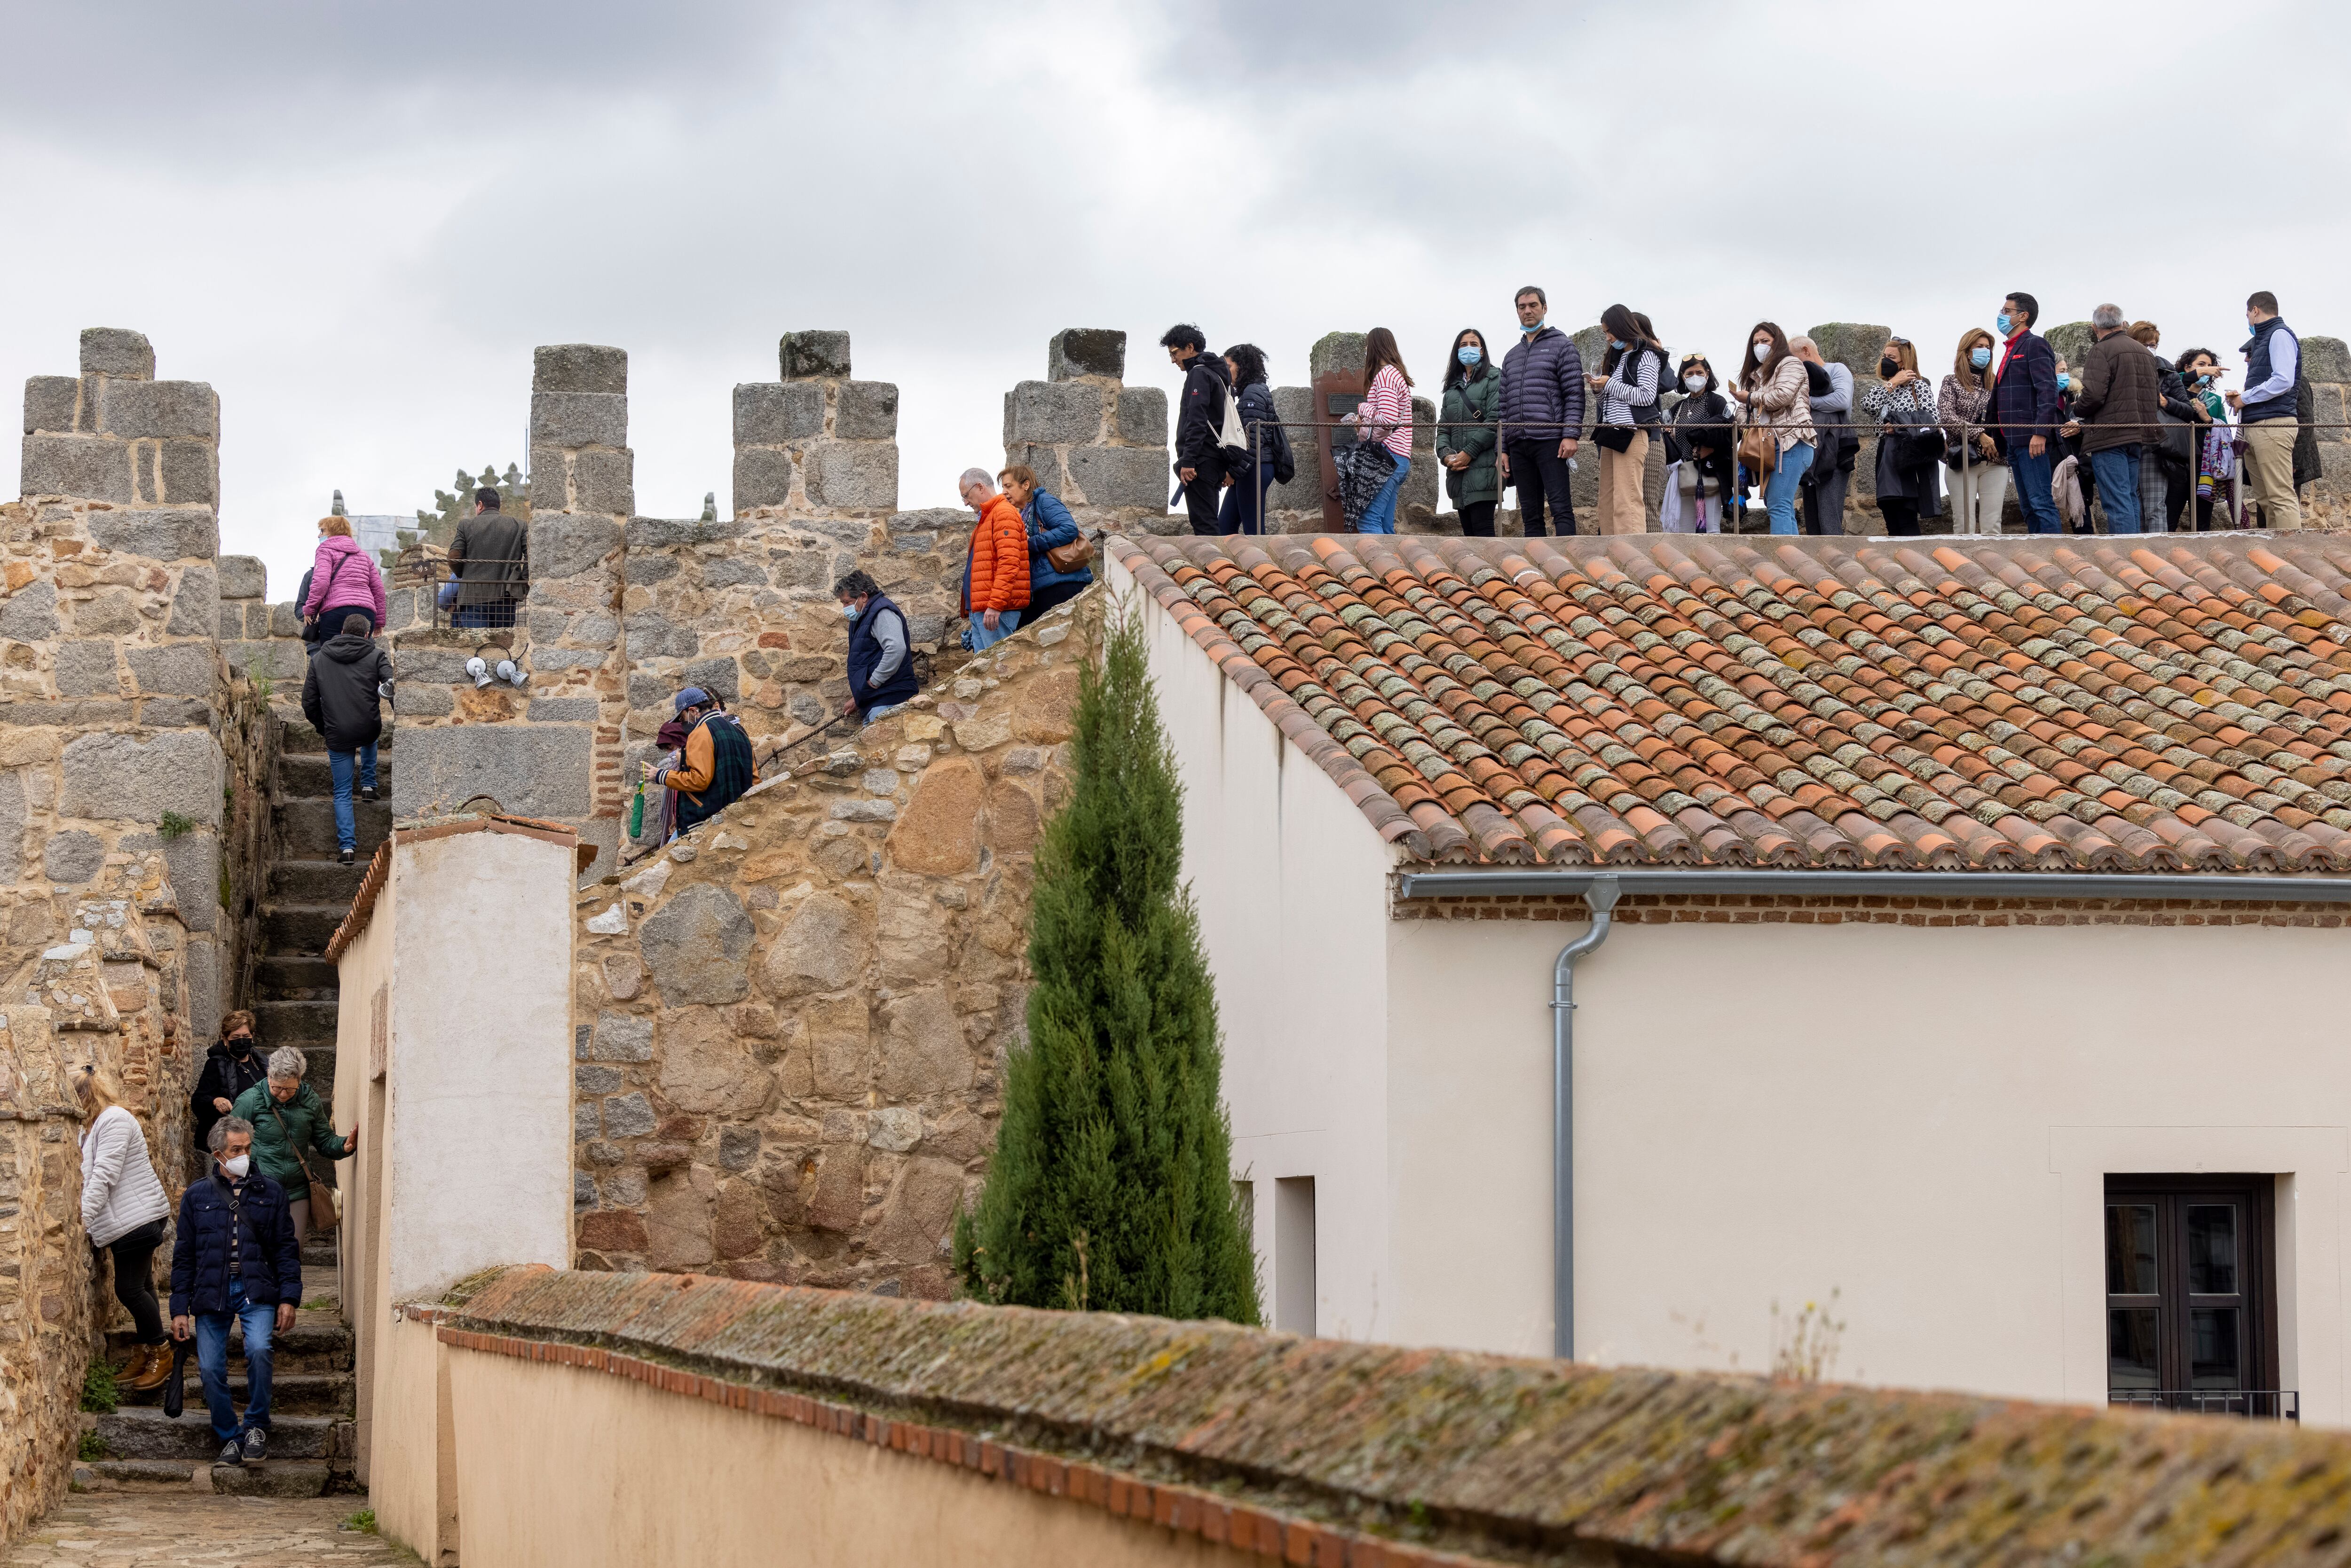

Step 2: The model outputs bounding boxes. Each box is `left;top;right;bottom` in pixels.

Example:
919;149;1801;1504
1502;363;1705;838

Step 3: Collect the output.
1181;453;1228;536
1506;442;1576;536
2162;457;2193;532
1878;497;1922;536
108;1216;168;1345
1458;500;1498;537
1026;578;1089;619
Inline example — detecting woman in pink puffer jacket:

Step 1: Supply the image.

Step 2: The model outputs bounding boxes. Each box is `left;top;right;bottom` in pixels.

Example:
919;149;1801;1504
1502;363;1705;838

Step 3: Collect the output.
300;516;387;639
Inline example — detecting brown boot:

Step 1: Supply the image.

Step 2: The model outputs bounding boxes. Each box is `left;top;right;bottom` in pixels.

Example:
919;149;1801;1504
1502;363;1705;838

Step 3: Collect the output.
123;1343;174;1394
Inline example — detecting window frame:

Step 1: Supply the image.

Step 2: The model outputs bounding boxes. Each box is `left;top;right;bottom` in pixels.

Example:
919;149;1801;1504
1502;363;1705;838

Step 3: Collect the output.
2103;1174;2281;1402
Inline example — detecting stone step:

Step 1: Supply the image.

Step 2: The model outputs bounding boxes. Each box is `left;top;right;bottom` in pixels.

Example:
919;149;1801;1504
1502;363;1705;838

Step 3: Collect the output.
95;1406;338;1461
279;718;396;755
111;1371;352;1417
276;799;392;861
253;954;338;1001
110;1313;351;1378
261;903;350;953
278;752;396;799
252;998;337;1048
269;858;367;904
86;1459;332;1497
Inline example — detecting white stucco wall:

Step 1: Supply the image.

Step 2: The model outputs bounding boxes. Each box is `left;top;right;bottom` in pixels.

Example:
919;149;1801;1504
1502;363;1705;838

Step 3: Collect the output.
1120;559;1399;1339
1389;911;2351;1424
381;827;576;1300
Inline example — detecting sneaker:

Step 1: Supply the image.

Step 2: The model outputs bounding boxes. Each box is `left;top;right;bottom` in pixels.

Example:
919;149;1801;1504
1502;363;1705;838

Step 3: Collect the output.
240;1427;268;1463
496;659;527;687
217;1436;244;1467
465;655;492;689
339;849;355;867
360;785;378;802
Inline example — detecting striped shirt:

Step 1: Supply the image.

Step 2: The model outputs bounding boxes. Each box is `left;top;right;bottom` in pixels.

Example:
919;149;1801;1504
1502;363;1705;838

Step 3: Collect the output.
1355;366;1413;458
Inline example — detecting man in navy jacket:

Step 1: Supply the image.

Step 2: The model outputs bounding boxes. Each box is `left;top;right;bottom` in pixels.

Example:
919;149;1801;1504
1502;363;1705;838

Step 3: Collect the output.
1988;291;2064;535
1497;286;1586;536
170;1116;303;1466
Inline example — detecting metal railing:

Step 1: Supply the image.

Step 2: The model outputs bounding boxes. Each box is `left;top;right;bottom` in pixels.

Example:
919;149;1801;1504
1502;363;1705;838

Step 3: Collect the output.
411;556;527;630
2109;1388;2299;1421
1218;411;2321;538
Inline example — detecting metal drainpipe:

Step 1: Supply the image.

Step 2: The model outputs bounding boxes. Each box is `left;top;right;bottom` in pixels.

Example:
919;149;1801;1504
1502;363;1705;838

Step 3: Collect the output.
1550;875;1619;1361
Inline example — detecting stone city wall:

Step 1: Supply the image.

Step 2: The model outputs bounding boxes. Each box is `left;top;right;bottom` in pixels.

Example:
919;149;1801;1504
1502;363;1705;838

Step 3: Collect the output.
567;596;1091;1293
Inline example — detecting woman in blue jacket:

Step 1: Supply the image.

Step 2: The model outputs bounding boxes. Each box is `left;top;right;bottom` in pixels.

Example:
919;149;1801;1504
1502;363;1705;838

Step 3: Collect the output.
1000;463;1092;621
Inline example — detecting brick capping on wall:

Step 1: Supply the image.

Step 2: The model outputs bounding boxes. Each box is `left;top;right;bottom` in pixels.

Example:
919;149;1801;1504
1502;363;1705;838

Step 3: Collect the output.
323;812;578;962
1395;889;2351;927
427;1265;2351;1568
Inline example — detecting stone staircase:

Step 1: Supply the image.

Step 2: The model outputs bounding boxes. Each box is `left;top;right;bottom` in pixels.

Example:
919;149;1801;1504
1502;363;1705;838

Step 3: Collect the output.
89;1265;353;1496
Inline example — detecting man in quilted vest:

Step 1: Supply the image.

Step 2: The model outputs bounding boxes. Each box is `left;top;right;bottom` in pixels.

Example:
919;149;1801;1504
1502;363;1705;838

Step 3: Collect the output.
957;468;1030;651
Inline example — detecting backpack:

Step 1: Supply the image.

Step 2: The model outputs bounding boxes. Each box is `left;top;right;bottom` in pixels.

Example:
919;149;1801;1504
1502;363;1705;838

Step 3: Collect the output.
1210;381;1254;472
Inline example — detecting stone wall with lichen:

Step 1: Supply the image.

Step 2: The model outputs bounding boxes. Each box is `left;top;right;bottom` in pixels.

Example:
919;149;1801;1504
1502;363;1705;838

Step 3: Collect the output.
567;594;1091;1293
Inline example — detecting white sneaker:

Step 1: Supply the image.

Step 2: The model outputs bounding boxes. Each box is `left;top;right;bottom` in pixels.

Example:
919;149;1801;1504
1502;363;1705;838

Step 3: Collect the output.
497;660;527;687
465;656;491;689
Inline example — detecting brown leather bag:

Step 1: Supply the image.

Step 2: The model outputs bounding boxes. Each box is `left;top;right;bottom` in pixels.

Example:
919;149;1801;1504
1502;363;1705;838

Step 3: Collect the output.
1045;533;1095;573
264;1097;341;1230
1736;421;1779;480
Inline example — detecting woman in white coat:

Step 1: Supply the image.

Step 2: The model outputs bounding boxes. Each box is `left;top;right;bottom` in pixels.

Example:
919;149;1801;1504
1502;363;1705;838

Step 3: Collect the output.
78;1064;176;1393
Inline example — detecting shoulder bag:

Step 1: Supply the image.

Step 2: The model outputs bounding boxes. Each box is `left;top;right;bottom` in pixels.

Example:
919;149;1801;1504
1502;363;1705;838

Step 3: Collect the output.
1046;533;1095;573
1211;381;1254;472
264;1096;341;1230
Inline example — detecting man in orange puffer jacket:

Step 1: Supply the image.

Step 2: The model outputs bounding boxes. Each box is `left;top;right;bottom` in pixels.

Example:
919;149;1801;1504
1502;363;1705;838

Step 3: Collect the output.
956;467;1031;651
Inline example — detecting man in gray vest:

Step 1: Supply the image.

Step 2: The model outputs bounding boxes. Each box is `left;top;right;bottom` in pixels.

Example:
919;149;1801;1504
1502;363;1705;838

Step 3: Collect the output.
2226;292;2303;531
448;486;528;626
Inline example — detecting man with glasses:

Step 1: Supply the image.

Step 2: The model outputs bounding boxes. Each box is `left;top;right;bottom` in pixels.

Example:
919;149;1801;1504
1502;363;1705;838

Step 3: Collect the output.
1161;323;1232;536
1497;286;1584;536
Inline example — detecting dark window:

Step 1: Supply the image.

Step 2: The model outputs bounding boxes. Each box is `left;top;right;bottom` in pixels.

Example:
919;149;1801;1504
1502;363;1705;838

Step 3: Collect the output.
2104;1175;2290;1419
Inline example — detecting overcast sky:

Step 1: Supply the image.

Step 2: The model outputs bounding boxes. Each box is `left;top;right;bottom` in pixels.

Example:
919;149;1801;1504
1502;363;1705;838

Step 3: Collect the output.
5;0;2345;596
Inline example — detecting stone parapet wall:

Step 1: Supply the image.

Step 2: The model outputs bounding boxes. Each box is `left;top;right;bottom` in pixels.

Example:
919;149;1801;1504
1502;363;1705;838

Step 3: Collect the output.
569;596;1090;1292
1002;328;1174;532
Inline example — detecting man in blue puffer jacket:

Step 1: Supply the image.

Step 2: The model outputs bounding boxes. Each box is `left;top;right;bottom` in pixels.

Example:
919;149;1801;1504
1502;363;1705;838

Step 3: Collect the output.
1497;285;1586;536
169;1116;303;1468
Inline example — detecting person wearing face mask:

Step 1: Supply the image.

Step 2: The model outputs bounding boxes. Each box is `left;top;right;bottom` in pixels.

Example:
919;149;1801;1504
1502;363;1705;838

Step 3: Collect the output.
1938;329;2010;534
298;514;387;645
1726;322;1815;535
1985;292;2064;534
2225;291;2305;531
231;1047;355;1251
191;1009;270;1154
1788;338;1853;535
1665;356;1734;532
1437;328;1503;536
1585;304;1666;534
834;568;918;724
1862;336;1944;536
1497;285;1585;536
171;1115;303;1468
2176;349;2241;530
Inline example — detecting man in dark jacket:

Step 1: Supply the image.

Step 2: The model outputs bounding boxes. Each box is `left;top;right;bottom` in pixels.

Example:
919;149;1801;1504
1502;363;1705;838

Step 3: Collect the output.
2073;304;2163;535
654;686;755;835
300;614;393;866
190;1009;268;1153
170;1116;302;1467
1497;286;1585;536
448;485;527;628
1988;291;2063;535
1163;323;1231;536
835;569;918;722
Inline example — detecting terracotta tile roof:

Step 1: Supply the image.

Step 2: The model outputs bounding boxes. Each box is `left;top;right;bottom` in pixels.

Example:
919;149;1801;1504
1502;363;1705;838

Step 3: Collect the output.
1109;533;2351;874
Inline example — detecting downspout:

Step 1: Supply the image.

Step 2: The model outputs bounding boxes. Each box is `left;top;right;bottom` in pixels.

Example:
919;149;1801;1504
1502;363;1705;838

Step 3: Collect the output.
1550;875;1619;1360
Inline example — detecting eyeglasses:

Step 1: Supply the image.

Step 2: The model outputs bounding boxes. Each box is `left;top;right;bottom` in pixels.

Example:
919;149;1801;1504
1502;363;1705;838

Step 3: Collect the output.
1886;337;1912;347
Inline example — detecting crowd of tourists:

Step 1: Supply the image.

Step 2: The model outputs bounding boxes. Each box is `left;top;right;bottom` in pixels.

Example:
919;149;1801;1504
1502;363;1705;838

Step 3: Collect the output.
1160;289;2315;540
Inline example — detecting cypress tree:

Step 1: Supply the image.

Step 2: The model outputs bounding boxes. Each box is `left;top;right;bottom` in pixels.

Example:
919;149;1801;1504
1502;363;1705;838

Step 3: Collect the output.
954;603;1260;1324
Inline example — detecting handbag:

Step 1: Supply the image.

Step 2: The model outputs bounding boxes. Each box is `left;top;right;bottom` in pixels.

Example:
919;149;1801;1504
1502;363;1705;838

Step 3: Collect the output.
1736;421;1779;479
1045;533;1094;573
264;1097;340;1230
1593;425;1635;452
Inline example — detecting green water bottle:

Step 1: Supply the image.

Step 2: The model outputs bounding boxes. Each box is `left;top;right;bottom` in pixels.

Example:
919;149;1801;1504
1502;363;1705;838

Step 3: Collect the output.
628;779;644;839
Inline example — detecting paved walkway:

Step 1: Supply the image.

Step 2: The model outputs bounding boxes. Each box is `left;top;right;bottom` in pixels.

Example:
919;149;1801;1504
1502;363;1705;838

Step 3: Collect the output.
3;1495;411;1566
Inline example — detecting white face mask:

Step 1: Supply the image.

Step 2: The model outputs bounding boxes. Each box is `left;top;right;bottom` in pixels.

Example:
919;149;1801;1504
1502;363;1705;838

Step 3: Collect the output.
1683;375;1707;392
1752;342;1771;362
221;1154;250;1178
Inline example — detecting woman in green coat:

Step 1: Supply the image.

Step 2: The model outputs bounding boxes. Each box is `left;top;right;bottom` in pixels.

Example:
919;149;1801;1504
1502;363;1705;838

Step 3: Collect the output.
233;1048;355;1245
1437;328;1503;535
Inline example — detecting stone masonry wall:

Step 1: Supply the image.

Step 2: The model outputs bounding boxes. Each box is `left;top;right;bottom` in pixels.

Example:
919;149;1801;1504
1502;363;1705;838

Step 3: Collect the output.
568;594;1091;1294
1002;328;1173;533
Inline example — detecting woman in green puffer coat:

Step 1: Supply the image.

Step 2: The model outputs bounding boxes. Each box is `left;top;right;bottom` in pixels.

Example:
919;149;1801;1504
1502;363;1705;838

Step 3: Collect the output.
233;1047;355;1246
1437;328;1503;535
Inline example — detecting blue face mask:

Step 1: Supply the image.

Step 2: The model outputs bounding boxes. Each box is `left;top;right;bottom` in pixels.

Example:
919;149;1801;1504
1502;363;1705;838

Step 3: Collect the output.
1970;347;1993;370
2196;373;2212;386
1522;317;1545;334
1995;313;2013;336
2056;372;2071;391
1608;337;1628;351
1457;345;1481;367
840;600;861;621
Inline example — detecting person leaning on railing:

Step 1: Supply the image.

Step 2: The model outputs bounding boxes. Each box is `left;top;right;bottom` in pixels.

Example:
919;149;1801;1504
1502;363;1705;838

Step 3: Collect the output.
448;484;527;627
1939;328;2009;536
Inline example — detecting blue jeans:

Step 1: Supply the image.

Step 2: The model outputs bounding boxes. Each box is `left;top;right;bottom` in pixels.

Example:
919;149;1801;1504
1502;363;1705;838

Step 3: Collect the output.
1764;441;1815;535
194;1278;276;1445
1359;454;1410;534
2089;447;2143;534
1218;465;1277;536
2008;445;2062;534
968;609;1021;651
329;743;378;852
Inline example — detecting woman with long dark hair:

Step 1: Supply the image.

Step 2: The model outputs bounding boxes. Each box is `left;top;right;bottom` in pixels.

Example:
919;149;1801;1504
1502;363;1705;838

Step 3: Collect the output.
1217;343;1288;536
1347;329;1414;534
1437;328;1502;536
1863;334;1943;536
1667;355;1734;533
1726;320;1815;535
1587;303;1667;533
